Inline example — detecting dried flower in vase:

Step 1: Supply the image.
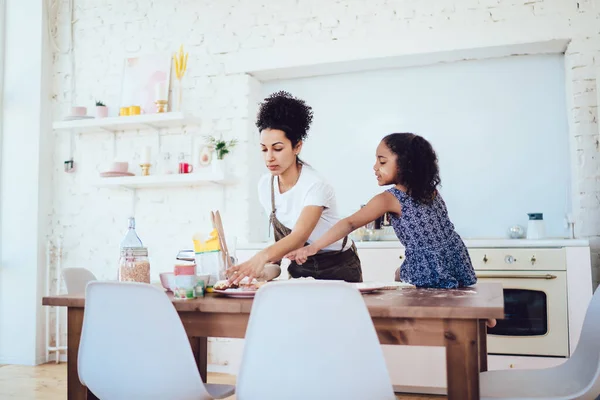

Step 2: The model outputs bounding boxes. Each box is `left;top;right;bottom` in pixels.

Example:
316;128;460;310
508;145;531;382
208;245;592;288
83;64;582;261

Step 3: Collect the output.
173;45;188;111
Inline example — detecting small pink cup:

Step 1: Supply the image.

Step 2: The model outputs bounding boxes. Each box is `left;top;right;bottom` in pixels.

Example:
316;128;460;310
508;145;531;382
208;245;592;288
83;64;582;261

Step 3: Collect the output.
109;161;129;173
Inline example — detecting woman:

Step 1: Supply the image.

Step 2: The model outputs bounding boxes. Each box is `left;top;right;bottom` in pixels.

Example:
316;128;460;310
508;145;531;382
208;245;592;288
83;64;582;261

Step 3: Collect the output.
227;91;362;285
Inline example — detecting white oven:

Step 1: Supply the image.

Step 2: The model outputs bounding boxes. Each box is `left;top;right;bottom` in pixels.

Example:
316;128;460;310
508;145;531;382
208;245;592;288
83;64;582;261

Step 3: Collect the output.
470;248;569;357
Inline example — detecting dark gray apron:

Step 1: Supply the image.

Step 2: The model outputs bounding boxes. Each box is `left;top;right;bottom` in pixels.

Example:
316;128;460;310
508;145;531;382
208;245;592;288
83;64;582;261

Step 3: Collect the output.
270;175;362;282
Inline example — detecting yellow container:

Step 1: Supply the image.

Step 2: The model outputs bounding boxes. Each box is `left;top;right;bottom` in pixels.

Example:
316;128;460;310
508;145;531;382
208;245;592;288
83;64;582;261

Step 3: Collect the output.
193;229;223;290
129;105;141;115
119;107;130;116
193;229;221;253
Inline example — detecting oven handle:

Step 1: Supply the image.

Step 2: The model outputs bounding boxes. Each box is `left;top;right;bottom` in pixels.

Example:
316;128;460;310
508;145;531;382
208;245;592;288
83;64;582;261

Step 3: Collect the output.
476;273;557;280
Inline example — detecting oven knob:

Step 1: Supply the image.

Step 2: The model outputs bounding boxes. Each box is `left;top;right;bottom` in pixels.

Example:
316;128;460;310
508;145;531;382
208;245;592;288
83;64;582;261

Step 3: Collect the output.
504;255;516;264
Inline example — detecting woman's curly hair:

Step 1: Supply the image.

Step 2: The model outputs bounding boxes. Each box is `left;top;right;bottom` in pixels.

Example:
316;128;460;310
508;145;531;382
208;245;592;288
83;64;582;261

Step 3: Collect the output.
256;91;314;147
383;133;441;205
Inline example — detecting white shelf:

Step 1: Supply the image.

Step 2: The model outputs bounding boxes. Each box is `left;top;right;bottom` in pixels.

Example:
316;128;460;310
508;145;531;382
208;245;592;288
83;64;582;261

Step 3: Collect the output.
93;172;233;189
52;112;200;133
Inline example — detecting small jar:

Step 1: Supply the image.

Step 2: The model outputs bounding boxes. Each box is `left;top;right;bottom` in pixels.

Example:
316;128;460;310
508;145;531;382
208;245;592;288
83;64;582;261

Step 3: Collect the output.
118;247;151;283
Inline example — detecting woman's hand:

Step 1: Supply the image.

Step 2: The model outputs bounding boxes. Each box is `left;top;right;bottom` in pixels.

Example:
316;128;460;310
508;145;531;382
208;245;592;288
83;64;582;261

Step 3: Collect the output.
226;252;268;285
285;244;318;265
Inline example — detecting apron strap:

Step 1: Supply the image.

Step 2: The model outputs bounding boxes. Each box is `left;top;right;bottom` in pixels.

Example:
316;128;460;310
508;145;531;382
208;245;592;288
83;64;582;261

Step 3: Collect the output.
340;234;348;252
270;175;277;215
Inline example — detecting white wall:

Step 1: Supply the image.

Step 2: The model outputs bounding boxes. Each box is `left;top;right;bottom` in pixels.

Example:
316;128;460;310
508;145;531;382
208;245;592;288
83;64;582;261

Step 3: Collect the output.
0;0;52;365
262;54;571;239
47;2;600;295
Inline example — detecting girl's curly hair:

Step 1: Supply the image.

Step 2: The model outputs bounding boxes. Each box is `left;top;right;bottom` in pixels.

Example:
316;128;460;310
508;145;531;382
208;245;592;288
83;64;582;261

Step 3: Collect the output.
256;91;314;147
383;133;441;205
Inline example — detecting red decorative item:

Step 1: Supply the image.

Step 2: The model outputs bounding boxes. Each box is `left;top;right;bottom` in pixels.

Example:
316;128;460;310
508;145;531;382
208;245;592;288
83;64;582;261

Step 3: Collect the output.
178;162;193;174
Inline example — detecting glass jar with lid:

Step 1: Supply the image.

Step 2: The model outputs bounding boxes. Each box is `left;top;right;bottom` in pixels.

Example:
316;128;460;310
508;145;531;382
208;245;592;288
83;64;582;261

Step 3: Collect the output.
118;217;151;283
118;247;151;283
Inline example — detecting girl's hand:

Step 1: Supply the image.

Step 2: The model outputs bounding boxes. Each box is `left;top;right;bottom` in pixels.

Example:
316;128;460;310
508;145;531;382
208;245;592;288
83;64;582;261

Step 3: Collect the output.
285;245;317;265
226;253;268;285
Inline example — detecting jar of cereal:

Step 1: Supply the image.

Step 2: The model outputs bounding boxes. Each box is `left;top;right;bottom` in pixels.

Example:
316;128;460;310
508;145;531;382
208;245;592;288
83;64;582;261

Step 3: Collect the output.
117;217;150;283
118;247;151;283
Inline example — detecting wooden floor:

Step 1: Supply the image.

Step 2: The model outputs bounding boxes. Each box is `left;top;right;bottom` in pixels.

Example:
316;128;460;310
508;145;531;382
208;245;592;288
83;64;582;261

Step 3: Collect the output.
0;362;445;399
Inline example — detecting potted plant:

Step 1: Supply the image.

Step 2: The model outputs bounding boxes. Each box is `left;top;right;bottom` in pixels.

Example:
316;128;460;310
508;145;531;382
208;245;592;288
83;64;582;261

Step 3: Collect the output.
205;135;237;173
95;100;108;118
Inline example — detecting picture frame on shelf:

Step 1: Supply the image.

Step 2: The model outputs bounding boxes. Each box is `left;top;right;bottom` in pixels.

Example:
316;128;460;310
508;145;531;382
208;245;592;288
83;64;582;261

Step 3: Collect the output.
119;53;172;115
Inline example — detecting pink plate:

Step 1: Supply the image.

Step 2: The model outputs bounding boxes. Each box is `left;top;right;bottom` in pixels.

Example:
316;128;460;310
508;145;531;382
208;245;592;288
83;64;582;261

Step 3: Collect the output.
100;171;135;177
213;289;256;298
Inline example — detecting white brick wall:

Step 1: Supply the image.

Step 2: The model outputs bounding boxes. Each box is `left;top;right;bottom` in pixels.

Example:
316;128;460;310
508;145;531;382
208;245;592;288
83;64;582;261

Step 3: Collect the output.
48;0;600;356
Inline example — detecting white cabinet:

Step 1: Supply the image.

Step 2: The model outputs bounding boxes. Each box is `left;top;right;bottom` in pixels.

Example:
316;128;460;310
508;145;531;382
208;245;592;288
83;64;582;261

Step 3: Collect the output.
355;247;404;282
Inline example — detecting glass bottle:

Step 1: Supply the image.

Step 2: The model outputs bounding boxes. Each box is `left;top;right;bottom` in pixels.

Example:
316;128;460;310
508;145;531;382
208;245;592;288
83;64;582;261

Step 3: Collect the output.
120;217;143;248
118;217;150;283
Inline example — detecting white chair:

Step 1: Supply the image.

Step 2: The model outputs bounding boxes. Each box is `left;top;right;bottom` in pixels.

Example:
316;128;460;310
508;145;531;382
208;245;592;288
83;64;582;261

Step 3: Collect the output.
61;267;96;294
236;280;395;400
481;287;600;399
78;281;235;400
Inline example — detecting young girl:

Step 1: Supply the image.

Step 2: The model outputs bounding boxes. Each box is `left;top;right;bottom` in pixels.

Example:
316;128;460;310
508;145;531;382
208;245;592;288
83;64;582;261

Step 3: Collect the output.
285;132;477;290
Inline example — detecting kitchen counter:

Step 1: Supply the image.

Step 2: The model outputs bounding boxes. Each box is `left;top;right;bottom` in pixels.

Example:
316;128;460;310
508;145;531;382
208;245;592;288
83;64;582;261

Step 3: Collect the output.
238;238;589;250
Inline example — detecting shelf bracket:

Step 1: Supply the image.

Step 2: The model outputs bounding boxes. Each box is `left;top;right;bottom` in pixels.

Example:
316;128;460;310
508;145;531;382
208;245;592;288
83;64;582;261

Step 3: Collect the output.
138;124;164;149
130;188;138;216
112;133;117;159
69;130;76;160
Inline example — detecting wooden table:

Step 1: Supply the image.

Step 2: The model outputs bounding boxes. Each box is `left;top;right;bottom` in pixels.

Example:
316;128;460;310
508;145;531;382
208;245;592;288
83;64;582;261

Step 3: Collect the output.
42;282;504;400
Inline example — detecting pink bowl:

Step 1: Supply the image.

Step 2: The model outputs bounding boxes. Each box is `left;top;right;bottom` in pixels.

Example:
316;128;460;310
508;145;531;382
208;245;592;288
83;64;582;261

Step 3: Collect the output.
71;106;87;116
159;272;175;291
109;161;129;173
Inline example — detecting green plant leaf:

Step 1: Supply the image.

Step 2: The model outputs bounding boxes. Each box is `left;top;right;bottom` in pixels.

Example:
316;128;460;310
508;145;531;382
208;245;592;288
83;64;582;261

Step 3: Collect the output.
205;135;237;159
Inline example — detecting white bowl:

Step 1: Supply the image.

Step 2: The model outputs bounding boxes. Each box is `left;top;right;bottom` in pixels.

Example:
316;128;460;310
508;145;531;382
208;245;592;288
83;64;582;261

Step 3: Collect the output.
109;161;129;173
196;274;211;288
159;272;176;291
71;106;87;116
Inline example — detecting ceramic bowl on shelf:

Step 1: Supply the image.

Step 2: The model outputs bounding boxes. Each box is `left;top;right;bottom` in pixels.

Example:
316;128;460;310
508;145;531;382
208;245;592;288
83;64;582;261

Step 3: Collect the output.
109;161;129;173
71;106;87;116
98;161;134;178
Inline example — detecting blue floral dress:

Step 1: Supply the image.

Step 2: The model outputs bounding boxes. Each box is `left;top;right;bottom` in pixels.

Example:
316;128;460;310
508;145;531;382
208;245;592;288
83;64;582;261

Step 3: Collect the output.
387;187;477;289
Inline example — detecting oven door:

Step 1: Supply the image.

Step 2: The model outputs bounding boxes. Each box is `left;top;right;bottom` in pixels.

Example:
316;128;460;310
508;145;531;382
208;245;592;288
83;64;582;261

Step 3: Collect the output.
476;270;569;357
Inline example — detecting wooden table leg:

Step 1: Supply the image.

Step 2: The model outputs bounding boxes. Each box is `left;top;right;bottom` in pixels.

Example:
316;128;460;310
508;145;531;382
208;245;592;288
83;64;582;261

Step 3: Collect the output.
67;308;90;400
189;336;208;382
444;319;480;400
478;320;488;372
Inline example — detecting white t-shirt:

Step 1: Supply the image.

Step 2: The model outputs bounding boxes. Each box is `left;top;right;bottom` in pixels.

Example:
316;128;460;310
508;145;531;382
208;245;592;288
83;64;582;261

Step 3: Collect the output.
258;166;352;252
